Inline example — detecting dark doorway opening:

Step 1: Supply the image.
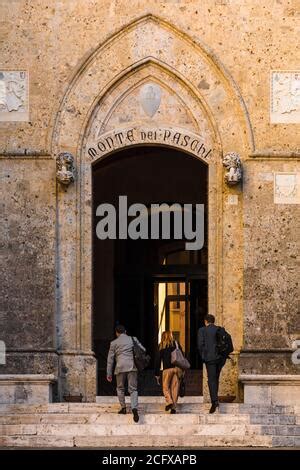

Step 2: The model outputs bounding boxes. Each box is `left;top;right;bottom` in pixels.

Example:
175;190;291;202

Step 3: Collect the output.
92;146;208;395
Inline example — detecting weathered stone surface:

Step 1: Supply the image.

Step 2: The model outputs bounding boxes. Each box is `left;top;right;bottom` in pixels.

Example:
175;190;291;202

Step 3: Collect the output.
58;353;96;402
0;424;37;436
272;436;296;447
0;401;298;447
0;403;69;414
0;374;56;404
0;71;28;122
72;434;272;448
95;396;203;403
242;160;300;373
250;414;296;425
0;1;299;407
239;352;300;376
274;173;300;204
0;435;74;448
0;1;299;153
1;352;59;377
0;434;272;448
239;375;300;406
0;158;56;349
270;72;300;124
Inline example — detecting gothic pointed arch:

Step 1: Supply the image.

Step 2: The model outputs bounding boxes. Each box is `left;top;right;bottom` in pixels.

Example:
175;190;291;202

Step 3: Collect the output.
52;14;254;157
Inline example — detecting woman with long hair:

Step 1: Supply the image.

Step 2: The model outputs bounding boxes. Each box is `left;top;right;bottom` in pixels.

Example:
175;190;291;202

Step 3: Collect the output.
154;331;183;414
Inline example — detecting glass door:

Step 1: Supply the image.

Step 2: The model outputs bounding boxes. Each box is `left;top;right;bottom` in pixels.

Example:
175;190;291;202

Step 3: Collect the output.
157;281;190;355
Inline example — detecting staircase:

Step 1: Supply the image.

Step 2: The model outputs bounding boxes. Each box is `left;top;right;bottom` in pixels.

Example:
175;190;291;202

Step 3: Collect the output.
0;398;299;448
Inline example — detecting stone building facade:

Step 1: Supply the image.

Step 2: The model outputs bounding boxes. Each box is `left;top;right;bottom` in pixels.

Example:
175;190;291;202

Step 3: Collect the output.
0;0;299;405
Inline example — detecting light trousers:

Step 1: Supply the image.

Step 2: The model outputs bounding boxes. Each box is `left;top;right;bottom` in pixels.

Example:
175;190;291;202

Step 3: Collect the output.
116;371;138;410
162;367;182;409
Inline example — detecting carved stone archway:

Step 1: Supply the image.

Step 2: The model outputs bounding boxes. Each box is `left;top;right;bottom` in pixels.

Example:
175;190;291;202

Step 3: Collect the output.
53;15;252;401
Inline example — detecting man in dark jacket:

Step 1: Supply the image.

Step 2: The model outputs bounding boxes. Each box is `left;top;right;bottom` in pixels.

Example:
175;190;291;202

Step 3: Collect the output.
197;314;226;413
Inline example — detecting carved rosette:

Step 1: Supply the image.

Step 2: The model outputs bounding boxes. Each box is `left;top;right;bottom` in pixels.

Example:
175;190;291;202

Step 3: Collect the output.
222;152;242;186
56;152;75;186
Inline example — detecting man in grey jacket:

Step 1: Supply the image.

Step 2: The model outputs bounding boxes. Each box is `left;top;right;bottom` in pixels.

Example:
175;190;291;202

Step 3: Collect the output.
107;324;145;422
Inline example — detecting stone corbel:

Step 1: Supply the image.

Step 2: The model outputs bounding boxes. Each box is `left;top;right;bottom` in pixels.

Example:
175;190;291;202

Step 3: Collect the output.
56;152;75;186
222;152;242;186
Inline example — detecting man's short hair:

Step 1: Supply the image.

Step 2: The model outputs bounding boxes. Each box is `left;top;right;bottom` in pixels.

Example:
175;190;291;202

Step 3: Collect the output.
115;324;126;334
204;314;215;324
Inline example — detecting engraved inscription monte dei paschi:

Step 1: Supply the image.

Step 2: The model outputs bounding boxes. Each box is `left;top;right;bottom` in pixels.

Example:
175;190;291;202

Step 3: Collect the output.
87;127;212;160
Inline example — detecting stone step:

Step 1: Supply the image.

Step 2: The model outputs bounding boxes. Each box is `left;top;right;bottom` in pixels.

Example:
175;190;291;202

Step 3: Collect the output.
68;402;235;414
96;396;204;404
0;403;216;415
2;413;299;430
0;404;69;414
237;405;296;415
261;425;300;436
0;413;251;425
250;414;297;425
74;404;211;413
0;423;263;437
0;402;296;415
76;434;273;448
0;434;273;448
272;436;300;447
1;405;298;447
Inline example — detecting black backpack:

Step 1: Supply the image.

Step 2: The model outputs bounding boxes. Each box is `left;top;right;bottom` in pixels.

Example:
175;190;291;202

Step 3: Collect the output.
131;337;151;371
216;327;233;359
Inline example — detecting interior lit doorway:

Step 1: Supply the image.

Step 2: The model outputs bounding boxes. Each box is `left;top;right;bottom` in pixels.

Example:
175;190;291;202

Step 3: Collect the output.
157;281;188;350
92;146;208;395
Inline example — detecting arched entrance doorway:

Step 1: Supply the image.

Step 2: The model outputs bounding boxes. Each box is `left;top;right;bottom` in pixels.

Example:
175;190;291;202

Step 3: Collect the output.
52;15;249;401
92;145;208;395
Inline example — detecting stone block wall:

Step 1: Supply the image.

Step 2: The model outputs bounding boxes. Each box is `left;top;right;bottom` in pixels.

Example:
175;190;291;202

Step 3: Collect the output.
0;1;299;401
0;158;57;376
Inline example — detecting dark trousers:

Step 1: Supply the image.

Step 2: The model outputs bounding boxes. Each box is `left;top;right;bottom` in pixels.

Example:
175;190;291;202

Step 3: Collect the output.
205;359;225;404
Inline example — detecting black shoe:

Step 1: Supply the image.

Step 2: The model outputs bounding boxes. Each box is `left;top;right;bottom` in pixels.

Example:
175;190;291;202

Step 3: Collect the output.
132;408;139;422
118;407;126;414
170;408;176;414
209;402;219;414
165;404;173;411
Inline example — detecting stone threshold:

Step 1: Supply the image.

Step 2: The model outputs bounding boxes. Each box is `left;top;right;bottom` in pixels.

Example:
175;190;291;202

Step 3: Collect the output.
96;396;204;404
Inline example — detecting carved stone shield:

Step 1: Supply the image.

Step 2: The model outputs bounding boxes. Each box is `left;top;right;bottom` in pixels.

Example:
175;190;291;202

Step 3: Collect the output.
275;174;297;198
139;83;162;118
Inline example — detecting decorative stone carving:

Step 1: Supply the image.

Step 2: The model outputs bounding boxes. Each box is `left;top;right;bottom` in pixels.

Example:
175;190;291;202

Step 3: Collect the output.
139;83;162;118
271;71;300;123
227;195;239;205
222;152;242;185
56;152;75;186
274;173;300;204
0;70;29;121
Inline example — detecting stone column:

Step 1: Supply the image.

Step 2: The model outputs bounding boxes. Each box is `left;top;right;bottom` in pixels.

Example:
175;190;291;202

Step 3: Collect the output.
56;156;96;402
